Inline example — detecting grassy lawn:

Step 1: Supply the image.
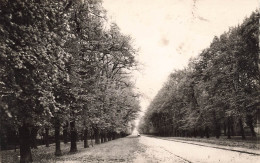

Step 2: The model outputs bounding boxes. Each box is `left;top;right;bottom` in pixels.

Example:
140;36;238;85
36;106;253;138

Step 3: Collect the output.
164;136;260;150
0;136;141;163
1;141;74;163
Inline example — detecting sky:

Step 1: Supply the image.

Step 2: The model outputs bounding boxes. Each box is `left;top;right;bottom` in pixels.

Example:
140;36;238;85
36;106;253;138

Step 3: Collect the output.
102;0;258;118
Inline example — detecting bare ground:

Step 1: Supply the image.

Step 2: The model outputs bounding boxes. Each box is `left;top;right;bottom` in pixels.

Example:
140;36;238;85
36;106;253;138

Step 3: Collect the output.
137;135;260;163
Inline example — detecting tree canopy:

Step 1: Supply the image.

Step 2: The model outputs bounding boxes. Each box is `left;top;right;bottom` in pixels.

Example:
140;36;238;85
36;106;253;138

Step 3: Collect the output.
0;0;140;162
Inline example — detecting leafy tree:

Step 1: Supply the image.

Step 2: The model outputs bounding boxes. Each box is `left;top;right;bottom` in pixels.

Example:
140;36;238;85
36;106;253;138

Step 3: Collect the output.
1;0;140;162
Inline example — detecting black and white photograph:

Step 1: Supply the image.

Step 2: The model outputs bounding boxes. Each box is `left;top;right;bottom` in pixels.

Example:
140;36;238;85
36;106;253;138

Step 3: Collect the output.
0;0;259;162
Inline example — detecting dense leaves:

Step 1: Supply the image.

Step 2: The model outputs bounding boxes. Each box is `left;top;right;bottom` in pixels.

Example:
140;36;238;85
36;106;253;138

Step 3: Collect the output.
0;0;140;162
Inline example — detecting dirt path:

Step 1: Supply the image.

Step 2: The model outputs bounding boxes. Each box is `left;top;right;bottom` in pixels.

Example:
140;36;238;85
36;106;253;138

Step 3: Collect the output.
136;135;260;163
133;138;188;163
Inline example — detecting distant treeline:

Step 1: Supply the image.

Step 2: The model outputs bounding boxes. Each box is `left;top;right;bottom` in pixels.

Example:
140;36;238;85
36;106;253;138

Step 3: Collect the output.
0;0;139;162
139;11;259;139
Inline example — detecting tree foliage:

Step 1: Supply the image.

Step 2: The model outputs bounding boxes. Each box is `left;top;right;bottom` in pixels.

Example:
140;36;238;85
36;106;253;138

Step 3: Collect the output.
0;0;140;161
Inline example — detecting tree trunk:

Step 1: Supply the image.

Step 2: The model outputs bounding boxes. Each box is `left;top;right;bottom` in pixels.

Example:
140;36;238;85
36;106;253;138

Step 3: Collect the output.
41;135;44;146
19;125;33;163
231;124;235;136
239;118;246;140
100;133;104;143
223;122;227;136
104;132;107;142
70;121;77;152
63;122;68;144
205;126;209;138
230;117;235;136
30;127;38;149
100;132;103;143
114;132;116;139
107;132;111;141
216;124;221;139
214;123;221;139
90;134;94;147
109;132;113;141
213;111;220;138
45;128;49;147
15;131;18;152
193;128;197;138
94;127;100;144
227;117;231;139
200;128;204;138
55;119;62;156
246;115;256;137
83;127;89;148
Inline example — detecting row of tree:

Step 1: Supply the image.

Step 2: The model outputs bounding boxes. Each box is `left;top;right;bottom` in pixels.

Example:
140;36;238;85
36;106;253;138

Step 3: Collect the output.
139;11;259;139
0;0;140;162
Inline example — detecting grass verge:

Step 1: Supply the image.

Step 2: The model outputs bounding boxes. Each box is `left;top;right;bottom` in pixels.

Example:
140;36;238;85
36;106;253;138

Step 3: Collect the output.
1;136;141;163
163;136;260;150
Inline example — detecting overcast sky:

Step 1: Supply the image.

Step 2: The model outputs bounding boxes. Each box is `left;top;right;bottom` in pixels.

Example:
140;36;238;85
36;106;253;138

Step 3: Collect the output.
102;0;258;116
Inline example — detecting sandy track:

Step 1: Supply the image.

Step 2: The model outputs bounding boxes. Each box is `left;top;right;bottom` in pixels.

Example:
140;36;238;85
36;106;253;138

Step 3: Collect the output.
136;135;260;163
